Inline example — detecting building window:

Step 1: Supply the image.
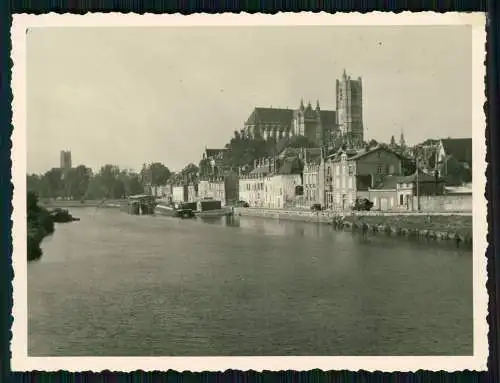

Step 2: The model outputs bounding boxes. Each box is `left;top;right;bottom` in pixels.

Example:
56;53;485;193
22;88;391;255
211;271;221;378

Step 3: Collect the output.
377;165;383;174
373;197;377;207
400;194;404;205
348;166;354;176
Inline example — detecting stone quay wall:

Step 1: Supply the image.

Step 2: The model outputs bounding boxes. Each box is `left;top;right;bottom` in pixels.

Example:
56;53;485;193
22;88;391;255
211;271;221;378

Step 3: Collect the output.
234;207;473;248
413;194;472;212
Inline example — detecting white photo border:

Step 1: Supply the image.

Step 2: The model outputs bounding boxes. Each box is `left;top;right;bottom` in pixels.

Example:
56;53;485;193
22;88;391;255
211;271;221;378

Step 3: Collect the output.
10;11;488;372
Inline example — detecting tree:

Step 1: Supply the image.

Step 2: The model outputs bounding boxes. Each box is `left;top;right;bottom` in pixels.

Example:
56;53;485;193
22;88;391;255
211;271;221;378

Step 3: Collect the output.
27;174;41;193
365;139;379;149
198;158;211;177
93;164;124;199
181;163;199;183
117;170;144;197
440;155;470;186
139;162;171;187
65;165;93;200
401;158;416;176
43;168;63;198
128;173;144;195
149;162;171;186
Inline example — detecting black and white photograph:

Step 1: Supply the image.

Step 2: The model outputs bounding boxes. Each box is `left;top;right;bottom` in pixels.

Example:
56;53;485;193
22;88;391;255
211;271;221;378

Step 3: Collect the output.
12;12;487;372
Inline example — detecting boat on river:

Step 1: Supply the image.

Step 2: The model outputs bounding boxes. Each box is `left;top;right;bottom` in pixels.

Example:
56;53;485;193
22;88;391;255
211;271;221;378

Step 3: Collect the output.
155;201;196;219
195;198;234;218
122;194;156;215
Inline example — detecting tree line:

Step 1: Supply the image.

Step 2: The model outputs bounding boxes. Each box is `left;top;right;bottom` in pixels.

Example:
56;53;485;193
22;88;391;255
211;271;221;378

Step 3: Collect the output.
28;162;172;200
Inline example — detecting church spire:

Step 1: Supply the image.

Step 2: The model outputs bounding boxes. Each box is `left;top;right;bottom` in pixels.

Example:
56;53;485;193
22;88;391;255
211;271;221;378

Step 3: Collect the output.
316;99;320;110
300;98;304;110
399;129;406;148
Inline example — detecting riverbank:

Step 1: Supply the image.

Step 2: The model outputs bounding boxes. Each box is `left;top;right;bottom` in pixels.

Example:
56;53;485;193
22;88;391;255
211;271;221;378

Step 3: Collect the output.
40;199;126;209
234;207;473;248
28;192;55;261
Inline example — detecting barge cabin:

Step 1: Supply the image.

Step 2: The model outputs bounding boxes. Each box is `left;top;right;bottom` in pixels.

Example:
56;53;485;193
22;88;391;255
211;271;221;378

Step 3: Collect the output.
123;194;157;215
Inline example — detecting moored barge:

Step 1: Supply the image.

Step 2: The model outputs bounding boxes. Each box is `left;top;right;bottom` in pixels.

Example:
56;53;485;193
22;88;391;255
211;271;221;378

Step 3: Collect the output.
195;198;234;218
122;194;156;215
155;201;196;218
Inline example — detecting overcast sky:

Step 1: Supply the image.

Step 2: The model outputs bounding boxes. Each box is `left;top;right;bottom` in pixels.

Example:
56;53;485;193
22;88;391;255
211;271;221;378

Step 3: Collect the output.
26;25;471;174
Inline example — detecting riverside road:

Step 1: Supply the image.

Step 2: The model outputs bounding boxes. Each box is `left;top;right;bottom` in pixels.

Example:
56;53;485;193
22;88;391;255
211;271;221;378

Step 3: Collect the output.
28;207;472;356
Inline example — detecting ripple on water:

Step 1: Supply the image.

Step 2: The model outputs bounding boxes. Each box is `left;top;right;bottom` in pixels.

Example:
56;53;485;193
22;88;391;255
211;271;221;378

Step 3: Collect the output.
28;207;473;356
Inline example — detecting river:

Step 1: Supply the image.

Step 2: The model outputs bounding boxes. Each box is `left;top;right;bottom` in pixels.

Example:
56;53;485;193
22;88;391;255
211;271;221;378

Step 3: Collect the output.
28;207;473;356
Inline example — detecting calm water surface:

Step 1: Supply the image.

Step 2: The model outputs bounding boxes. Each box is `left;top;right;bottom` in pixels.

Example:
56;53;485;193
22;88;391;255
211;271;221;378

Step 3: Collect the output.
28;207;472;356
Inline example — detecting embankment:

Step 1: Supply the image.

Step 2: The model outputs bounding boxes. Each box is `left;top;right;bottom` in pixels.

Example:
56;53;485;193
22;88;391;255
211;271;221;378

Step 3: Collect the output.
234;207;473;248
28;193;55;261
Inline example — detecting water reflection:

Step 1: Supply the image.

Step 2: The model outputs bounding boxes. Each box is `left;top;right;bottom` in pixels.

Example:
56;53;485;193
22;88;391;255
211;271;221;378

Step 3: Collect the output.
28;207;473;357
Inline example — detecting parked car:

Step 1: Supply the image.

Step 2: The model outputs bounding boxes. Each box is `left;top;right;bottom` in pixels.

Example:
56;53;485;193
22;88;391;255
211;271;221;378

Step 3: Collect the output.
235;200;250;208
353;197;373;211
310;203;322;212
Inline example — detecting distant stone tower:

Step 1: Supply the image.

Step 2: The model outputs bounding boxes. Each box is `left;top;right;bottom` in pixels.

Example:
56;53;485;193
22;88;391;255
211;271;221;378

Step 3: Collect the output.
336;69;364;148
60;150;72;170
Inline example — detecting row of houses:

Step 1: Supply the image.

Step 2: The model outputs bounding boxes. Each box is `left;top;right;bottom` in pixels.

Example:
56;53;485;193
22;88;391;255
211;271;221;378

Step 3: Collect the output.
145;137;472;212
236;141;469;212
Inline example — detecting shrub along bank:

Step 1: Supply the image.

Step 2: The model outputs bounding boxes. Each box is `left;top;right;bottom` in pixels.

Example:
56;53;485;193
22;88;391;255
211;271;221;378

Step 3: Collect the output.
27;192;54;261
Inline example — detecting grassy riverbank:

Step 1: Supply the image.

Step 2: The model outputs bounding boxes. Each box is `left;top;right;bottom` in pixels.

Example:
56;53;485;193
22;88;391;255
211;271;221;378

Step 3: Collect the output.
28;192;55;261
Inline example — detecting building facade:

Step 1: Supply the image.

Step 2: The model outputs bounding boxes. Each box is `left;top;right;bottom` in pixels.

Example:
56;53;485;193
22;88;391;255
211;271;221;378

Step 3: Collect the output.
244;101;336;148
357;172;445;211
324;145;403;210
198;172;239;206
300;161;321;208
238;156;303;209
243;70;363;148
187;184;198;202
238;160;273;207
172;185;186;203
146;184;173;199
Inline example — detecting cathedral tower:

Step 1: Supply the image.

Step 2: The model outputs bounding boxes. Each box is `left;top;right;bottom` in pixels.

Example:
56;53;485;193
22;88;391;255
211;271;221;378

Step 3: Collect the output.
336;69;364;148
